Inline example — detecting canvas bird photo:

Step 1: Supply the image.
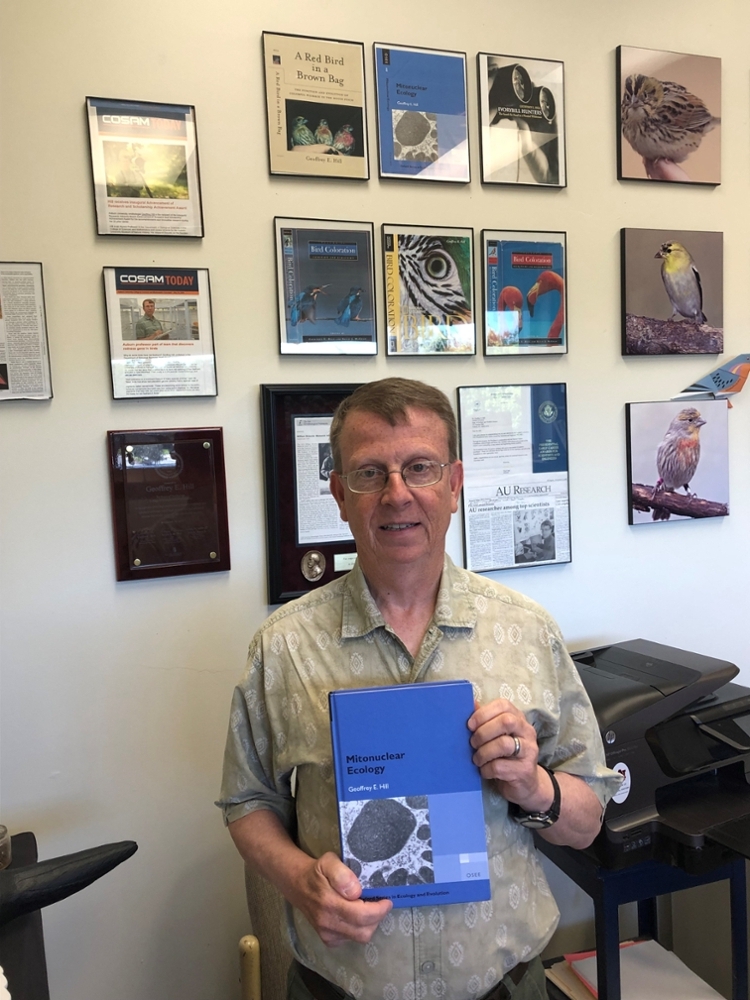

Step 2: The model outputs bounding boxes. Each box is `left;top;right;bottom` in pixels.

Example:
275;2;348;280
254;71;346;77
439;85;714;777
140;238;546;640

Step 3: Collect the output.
626;399;728;525
617;45;721;185
621;228;722;356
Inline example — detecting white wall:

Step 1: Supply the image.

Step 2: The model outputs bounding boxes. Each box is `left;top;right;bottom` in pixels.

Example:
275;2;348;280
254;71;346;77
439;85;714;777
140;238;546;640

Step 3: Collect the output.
1;1;748;997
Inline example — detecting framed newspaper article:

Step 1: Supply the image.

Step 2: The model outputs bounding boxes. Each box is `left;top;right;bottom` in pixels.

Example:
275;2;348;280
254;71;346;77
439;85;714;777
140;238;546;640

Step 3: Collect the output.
107;427;230;581
458;383;571;572
275;217;377;355
373;43;469;183
0;262;52;401
477;53;566;187
263;32;369;180
482;230;567;356
103;267;217;398
261;384;360;604
383;224;475;355
86;97;204;237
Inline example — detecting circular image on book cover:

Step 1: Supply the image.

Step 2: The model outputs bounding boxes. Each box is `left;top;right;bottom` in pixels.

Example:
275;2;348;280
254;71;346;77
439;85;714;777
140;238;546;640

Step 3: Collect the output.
339;796;434;888
392;111;438;163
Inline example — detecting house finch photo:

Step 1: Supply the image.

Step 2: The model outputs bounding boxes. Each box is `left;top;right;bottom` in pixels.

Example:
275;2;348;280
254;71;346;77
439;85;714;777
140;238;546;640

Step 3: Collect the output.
652;407;705;520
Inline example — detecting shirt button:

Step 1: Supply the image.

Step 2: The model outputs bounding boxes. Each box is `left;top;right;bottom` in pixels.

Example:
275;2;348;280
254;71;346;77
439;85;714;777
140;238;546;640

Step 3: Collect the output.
420;961;435;974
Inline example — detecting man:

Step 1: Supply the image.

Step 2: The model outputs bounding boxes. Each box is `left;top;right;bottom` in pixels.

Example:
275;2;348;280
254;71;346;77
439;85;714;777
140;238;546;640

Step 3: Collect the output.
219;378;620;1000
535;520;556;561
134;299;164;340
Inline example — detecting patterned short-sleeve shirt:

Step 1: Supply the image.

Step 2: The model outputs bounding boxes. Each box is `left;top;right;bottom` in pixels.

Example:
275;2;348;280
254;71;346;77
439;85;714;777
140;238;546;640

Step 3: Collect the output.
218;556;621;1000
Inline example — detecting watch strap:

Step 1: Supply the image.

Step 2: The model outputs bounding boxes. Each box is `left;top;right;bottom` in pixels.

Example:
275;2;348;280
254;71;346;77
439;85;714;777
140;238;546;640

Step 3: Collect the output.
508;765;561;828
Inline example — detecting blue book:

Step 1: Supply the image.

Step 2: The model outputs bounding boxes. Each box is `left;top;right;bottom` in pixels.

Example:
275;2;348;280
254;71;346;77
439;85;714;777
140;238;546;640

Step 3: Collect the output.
329;679;490;908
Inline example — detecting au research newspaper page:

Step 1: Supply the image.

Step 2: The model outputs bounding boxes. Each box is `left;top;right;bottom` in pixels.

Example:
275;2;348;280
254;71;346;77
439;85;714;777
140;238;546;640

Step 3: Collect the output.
0;262;52;400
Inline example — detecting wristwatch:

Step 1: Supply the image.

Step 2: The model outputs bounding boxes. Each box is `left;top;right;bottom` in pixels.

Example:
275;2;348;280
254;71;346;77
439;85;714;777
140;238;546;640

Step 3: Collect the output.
508;765;561;829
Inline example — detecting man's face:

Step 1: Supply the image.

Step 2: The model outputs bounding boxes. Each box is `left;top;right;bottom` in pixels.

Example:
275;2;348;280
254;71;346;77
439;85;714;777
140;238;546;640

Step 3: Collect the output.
329;407;463;576
143;300;155;317
541;524;552;539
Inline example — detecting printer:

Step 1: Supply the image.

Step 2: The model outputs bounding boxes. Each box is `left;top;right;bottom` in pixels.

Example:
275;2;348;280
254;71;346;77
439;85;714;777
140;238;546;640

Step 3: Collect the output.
572;638;750;871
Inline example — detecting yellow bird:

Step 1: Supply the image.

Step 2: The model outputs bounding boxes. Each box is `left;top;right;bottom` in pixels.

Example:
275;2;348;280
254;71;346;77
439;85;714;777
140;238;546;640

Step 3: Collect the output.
654;241;706;325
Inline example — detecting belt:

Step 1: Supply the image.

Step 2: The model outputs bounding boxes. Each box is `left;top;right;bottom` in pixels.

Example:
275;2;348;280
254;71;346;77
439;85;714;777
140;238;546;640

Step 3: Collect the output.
295;958;531;1000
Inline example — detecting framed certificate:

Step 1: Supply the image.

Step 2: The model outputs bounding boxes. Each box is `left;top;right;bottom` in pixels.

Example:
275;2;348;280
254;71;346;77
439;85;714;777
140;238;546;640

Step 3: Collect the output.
103;267;217;398
275;217;377;355
0;262;53;400
263;32;369;180
458;383;571;572
382;223;475;355
373;43;469;182
86;97;204;237
261;384;360;603
107;427;230;581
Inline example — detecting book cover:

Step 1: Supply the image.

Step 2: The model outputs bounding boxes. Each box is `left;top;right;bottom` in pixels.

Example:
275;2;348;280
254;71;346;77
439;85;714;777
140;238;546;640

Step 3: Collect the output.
374;44;469;182
484;232;566;355
329;679;490;908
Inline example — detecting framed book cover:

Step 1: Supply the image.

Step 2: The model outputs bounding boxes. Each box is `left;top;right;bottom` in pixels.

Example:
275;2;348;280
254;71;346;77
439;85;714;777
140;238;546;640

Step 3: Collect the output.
458;383;571;572
263;32;369;180
275;218;377;355
478;53;566;187
621;228;723;356
617;46;721;185
0;262;53;400
86;97;204;237
107;427;230;581
626;399;729;524
482;230;566;355
373;43;469;183
103;267;217;399
330;680;490;908
261;384;360;604
382;224;475;355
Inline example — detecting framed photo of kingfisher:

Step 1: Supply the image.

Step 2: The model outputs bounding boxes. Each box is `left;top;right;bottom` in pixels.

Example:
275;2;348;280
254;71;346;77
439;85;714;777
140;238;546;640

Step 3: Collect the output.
482;230;566;356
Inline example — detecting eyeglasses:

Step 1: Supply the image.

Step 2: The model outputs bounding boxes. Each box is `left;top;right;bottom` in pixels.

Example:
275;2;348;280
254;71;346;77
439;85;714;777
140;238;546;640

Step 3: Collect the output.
339;460;451;495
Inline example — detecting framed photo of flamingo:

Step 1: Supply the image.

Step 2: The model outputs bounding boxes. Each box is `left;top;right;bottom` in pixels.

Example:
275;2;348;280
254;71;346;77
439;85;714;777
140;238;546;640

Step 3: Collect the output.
617;46;721;185
274;217;377;356
477;53;566;187
625;399;728;525
482;230;566;356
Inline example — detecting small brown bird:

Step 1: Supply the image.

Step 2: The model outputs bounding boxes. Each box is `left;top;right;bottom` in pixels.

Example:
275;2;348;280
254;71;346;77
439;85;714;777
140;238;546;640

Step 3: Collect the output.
652;407;706;520
621;74;720;176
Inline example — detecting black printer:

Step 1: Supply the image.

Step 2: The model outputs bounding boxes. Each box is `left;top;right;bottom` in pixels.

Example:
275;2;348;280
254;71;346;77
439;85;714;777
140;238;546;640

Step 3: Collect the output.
572;638;750;871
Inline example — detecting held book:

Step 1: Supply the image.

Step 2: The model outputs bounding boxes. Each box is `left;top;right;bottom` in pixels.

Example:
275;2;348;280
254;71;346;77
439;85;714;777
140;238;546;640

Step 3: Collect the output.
329;679;490;908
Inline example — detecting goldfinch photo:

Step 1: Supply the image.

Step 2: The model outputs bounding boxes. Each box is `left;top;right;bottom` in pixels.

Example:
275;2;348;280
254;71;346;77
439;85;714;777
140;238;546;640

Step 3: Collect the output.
621;228;723;356
617;45;721;185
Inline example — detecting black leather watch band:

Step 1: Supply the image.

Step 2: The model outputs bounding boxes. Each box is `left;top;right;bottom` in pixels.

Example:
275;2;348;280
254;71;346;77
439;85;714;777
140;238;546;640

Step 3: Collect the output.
508;765;561;829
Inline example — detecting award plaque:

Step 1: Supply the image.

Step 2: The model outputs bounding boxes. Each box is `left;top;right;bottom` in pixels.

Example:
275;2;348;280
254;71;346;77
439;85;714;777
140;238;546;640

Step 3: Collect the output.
107;427;230;581
262;384;360;604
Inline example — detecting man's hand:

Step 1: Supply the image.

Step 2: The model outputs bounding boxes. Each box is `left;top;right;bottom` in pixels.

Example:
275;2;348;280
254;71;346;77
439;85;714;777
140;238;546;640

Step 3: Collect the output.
468;699;551;812
229;811;391;948
289;852;392;947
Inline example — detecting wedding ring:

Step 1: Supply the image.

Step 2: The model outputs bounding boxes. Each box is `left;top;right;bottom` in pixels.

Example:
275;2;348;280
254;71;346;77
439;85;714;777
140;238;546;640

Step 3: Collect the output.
510;736;521;759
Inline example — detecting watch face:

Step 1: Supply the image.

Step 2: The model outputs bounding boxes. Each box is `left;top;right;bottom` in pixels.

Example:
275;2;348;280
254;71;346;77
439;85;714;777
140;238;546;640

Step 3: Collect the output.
516;812;556;829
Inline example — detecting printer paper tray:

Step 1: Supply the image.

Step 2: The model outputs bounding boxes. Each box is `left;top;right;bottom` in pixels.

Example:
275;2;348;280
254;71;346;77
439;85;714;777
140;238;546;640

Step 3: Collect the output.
657;768;750;860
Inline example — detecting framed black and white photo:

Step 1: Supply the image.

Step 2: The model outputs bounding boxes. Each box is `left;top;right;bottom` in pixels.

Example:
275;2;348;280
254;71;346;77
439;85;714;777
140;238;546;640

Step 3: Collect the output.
86;97;204;237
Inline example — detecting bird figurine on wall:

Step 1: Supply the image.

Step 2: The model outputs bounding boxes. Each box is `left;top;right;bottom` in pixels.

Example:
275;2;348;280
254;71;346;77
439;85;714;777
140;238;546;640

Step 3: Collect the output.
330;124;355;155
314;119;333;145
655;241;706;325
652;407;706;520
679;354;750;408
290;116;316;147
621;74;720;179
335;287;363;327
526;271;565;340
288;285;327;326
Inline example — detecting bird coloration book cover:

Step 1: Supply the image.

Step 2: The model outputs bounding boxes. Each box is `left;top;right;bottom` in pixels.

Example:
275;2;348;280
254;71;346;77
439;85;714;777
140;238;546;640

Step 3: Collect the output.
625;399;729;525
329;679;490;909
274;217;377;355
482;230;566;355
262;32;369;180
477;53;566;187
621;228;723;356
382;224;475;355
373;43;469;183
617;45;720;185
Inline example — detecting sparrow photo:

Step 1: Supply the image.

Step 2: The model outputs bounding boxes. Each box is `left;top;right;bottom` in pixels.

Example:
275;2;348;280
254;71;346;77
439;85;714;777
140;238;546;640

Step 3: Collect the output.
621;228;723;356
617;45;721;185
626;399;729;525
